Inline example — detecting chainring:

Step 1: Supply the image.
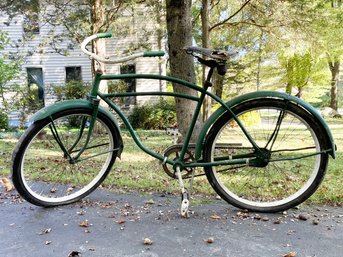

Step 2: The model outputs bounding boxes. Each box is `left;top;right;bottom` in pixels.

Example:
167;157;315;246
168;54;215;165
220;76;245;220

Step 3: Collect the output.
162;145;195;179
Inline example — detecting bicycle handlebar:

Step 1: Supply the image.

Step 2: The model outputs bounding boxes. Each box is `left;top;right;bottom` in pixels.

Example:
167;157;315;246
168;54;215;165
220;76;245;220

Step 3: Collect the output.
80;32;165;64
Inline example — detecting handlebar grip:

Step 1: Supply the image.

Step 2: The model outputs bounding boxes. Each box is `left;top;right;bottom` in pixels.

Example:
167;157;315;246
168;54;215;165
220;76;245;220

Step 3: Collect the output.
96;32;113;39
143;51;165;57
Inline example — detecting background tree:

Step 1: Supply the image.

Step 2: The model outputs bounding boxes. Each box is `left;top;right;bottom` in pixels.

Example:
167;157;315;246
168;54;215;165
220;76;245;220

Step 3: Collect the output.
0;32;22;107
166;0;203;141
280;51;313;97
190;0;342;110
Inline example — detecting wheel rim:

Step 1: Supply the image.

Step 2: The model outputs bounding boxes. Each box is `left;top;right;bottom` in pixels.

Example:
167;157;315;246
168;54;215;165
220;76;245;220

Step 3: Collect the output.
210;105;322;208
20;113;114;204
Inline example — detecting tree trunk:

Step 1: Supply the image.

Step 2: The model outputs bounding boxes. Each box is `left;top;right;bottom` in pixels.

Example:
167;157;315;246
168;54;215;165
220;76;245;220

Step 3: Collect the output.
295;86;304;98
155;1;164;93
328;60;340;110
212;71;224;99
166;0;202;142
91;0;108;102
256;30;263;91
201;0;211;121
286;82;292;95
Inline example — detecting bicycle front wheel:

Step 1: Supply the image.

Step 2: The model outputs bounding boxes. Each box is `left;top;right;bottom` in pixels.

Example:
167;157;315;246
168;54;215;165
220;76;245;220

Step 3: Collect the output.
203;98;329;212
12;108;120;207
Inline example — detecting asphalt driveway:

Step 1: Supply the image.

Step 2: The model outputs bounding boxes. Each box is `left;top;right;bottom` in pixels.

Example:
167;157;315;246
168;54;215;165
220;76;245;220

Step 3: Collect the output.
0;186;342;257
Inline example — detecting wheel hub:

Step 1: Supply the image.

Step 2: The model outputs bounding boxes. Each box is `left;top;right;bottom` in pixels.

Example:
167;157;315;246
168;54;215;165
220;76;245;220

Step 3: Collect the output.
250;148;271;167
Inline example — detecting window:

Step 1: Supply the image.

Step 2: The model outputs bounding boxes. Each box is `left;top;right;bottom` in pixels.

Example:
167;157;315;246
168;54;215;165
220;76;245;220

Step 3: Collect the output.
27;67;44;110
66;67;82;83
120;64;136;106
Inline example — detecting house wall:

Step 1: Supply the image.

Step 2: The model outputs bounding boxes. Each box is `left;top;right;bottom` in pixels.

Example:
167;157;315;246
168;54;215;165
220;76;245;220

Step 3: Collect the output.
0;3;166;111
0;13;93;106
105;5;166;105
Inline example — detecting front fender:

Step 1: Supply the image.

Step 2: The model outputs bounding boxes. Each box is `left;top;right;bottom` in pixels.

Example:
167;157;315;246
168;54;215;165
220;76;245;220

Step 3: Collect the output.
30;99;123;156
195;91;336;160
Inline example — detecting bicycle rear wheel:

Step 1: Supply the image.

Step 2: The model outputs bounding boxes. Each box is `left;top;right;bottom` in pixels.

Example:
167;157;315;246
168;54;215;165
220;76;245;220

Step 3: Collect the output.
12;108;120;207
203;98;329;212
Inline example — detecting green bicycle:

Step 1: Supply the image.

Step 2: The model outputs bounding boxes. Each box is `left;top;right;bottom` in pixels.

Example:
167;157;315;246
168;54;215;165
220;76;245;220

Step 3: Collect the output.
11;32;336;216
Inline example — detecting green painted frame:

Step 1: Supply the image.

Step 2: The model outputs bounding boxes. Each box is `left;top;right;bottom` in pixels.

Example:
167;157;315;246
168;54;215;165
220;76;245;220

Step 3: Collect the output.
89;71;336;170
31;69;335;169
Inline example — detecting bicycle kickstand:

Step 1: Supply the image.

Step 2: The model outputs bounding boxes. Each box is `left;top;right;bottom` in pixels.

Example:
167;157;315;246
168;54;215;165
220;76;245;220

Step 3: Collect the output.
175;166;190;218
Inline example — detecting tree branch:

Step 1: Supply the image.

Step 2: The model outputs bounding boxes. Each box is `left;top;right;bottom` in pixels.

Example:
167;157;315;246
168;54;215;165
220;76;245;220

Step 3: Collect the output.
209;0;253;31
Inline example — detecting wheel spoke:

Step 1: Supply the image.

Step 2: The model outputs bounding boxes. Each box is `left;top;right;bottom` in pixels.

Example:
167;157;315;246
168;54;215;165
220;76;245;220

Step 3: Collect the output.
12;110;117;206
204;99;327;212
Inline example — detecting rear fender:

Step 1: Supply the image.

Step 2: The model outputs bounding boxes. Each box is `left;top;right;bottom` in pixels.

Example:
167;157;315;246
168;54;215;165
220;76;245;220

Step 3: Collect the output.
194;91;336;160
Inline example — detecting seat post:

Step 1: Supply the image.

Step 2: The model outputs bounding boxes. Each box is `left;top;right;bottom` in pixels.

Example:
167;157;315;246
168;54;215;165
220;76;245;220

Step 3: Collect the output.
197;57;218;88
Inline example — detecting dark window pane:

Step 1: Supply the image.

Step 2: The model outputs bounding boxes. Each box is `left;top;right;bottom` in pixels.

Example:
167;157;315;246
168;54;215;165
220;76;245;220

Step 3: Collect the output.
120;64;136;105
27;67;44;109
66;67;82;83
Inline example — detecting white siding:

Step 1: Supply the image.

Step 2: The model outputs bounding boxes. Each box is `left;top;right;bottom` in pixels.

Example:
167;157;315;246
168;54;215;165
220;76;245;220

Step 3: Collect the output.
0;3;165;109
0;11;92;106
105;4;166;105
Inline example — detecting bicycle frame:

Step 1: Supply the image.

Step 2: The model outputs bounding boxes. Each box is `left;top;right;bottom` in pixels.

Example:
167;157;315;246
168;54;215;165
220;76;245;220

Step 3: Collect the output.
30;67;336;172
85;70;267;170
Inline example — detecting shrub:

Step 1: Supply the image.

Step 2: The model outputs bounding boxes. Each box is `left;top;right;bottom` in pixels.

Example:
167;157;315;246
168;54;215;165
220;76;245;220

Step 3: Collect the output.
53;80;91;101
0;109;8;130
128;98;176;129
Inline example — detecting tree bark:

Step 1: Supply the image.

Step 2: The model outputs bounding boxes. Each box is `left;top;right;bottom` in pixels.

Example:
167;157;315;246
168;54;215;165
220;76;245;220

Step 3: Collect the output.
212;71;224;98
256;30;263;91
201;0;211;121
166;0;202;142
328;60;340;110
91;0;108;98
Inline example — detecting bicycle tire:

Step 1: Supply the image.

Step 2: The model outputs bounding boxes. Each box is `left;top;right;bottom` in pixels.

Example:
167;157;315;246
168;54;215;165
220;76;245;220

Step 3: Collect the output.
12;108;120;207
203;98;329;212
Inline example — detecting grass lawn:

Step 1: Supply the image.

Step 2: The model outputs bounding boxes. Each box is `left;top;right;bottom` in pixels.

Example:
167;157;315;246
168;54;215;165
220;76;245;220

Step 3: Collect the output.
1;118;342;207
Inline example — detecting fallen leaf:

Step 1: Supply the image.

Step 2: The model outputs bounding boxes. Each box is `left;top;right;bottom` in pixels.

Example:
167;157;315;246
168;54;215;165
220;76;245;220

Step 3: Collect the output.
68;251;81;257
298;213;310;221
79;220;91;227
312;219;320;225
206;237;214;244
287;230;296;235
0;178;14;192
274;219;282;224
39;228;52;235
262;216;269;222
253;214;261;220
236;211;250;219
283;251;297;257
145;199;155;205
143;238;153;245
67;187;74;192
77;210;85;216
210;214;221;220
114;219;126;224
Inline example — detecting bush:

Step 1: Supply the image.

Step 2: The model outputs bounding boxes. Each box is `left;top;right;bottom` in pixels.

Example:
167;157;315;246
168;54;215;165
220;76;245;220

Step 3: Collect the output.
53;80;91;101
128;98;177;129
0;110;8;130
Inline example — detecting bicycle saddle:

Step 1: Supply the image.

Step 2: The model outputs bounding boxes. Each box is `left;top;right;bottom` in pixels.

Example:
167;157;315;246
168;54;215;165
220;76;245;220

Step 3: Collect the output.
184;46;238;61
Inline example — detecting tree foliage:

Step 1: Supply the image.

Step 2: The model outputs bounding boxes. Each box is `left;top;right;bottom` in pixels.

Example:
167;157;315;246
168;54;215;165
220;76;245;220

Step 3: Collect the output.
0;31;22;106
191;0;342;108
